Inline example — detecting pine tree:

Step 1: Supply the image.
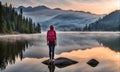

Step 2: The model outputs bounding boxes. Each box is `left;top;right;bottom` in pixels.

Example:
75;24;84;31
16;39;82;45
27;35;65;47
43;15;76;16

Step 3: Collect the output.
0;2;7;33
36;23;41;33
0;16;7;33
28;18;34;33
0;1;41;34
20;8;23;15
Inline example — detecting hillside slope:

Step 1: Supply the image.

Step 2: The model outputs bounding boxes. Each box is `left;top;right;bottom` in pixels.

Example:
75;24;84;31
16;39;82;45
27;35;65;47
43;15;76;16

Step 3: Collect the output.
88;10;120;31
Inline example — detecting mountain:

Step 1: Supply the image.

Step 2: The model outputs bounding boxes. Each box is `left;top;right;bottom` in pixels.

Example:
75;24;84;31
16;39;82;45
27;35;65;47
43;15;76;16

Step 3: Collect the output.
54;8;62;10
16;5;50;12
16;6;102;31
86;10;120;31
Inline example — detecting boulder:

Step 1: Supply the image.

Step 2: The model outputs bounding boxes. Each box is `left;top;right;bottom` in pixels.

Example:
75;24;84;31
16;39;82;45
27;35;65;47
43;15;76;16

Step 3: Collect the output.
42;57;78;68
87;59;99;67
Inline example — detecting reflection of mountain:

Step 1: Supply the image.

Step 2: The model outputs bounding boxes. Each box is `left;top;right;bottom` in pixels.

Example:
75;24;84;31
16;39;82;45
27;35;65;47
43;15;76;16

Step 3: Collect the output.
87;10;120;31
16;6;102;31
0;40;29;70
96;35;120;52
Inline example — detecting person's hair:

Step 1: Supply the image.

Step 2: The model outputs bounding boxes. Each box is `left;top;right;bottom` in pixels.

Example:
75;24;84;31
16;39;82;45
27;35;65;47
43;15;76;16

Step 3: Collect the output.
50;25;54;30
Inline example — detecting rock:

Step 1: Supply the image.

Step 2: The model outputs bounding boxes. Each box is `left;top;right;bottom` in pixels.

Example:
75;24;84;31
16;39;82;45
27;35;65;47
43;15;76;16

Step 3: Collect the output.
54;57;78;68
42;57;78;68
87;59;99;67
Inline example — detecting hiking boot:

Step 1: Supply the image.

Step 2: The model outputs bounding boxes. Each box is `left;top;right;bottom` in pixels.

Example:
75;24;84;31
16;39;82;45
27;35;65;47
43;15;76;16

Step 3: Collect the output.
52;59;55;62
49;59;52;62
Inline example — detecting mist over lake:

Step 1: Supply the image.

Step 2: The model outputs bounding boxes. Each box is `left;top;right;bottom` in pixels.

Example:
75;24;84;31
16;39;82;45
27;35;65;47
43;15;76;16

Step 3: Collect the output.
0;32;119;72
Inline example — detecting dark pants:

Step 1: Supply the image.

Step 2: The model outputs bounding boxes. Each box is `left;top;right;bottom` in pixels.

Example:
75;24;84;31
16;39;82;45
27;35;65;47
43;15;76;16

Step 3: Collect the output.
48;42;55;59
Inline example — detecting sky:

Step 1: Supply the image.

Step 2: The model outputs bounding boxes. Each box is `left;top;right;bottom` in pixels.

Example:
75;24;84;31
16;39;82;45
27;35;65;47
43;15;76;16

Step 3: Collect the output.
0;0;120;14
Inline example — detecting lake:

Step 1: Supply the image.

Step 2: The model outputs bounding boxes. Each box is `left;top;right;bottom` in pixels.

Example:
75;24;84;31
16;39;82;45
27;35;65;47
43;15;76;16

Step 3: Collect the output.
0;32;120;72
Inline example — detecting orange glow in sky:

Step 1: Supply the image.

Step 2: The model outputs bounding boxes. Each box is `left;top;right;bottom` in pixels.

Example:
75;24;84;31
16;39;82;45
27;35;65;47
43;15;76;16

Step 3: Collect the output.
59;0;120;14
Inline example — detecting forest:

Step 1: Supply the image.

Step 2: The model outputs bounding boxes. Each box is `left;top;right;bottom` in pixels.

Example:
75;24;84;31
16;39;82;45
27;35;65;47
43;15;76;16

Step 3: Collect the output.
0;1;41;34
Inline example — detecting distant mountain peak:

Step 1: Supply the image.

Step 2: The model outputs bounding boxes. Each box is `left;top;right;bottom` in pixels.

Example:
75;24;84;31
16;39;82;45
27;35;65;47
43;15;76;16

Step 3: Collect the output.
33;5;50;9
26;6;32;8
54;8;62;10
17;5;50;12
18;6;24;8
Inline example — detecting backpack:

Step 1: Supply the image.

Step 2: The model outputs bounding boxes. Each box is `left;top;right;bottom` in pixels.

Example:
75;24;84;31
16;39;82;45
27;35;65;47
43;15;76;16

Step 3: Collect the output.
47;30;56;42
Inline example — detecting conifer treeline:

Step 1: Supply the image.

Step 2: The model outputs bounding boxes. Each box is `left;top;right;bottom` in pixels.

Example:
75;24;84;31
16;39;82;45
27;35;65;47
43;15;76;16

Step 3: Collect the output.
0;2;41;34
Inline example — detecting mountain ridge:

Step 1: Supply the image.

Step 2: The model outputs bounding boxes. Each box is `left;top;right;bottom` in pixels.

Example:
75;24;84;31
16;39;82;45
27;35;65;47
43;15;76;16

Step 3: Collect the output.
84;10;120;31
16;5;102;15
16;5;50;12
15;5;103;31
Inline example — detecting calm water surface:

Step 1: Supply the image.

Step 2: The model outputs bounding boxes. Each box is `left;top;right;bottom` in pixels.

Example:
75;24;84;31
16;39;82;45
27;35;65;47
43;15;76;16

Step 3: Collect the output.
0;32;120;72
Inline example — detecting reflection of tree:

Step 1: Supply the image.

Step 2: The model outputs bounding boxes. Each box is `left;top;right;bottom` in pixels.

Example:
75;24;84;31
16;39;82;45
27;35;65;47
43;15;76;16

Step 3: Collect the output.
96;37;120;52
0;40;29;70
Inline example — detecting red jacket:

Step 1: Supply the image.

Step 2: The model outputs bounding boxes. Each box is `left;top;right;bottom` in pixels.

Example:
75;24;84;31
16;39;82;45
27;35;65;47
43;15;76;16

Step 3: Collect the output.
47;30;56;42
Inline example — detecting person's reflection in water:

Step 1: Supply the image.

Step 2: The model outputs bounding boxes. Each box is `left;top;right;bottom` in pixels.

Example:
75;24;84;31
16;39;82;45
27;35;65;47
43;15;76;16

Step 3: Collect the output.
48;63;55;72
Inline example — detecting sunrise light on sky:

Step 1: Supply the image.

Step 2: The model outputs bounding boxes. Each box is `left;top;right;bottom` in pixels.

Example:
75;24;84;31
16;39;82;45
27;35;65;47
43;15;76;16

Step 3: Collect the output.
0;0;120;14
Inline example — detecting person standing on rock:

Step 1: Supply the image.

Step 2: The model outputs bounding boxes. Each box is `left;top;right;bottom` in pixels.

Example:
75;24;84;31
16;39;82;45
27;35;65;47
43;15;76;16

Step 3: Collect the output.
47;25;57;62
